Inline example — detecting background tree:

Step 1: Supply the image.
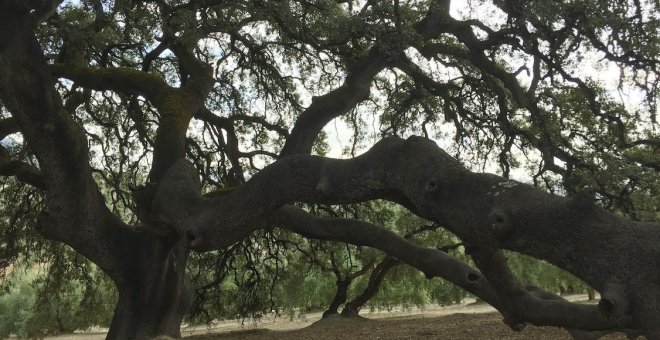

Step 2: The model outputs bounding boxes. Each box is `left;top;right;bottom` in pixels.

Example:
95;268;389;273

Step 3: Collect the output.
0;0;658;339
341;207;464;317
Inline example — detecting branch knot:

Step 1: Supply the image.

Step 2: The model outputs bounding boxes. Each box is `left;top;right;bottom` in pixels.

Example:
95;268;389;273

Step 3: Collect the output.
489;208;511;236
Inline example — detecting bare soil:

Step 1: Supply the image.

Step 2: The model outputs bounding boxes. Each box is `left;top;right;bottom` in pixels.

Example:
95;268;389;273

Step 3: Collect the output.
42;297;635;340
183;298;632;340
185;312;637;340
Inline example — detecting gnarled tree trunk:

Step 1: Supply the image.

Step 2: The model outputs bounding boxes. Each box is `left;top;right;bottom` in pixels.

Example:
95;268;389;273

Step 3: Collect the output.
107;236;191;340
0;4;201;339
3;1;660;338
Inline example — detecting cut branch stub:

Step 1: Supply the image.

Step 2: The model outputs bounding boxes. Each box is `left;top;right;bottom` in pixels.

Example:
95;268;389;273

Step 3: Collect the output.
150;159;204;238
488;208;512;238
466;271;481;282
599;281;631;326
425;179;439;192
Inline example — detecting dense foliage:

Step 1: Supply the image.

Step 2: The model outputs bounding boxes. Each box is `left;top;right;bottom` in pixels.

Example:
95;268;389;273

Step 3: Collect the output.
0;0;657;338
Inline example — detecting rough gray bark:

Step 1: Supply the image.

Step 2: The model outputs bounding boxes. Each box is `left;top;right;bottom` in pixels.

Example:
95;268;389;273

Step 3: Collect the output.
0;3;193;339
153;136;660;337
273;205;617;332
107;237;192;340
2;1;658;338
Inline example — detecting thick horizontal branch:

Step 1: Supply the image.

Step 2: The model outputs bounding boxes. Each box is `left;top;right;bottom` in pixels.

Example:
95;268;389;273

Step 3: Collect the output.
153;136;658;285
272;204;495;299
275;205;485;285
469;247;630;335
50;63;170;104
153;135;660;334
273;205;621;332
50;63;212;181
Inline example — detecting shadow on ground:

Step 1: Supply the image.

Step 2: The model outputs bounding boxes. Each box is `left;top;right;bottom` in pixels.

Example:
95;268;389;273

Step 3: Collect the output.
186;312;634;340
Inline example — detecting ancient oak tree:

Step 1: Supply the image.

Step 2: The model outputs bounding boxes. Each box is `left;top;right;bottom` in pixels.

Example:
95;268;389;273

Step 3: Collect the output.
0;0;658;339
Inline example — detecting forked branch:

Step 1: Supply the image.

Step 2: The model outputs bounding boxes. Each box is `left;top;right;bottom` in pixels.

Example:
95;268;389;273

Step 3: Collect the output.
152;135;660;335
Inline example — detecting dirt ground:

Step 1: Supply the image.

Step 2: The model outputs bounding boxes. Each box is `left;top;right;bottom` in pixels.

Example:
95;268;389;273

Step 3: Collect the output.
185;312;633;340
43;296;637;340
182;296;635;340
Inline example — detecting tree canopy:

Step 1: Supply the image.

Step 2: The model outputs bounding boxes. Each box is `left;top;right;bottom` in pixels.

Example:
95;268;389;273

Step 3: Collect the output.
0;0;658;339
